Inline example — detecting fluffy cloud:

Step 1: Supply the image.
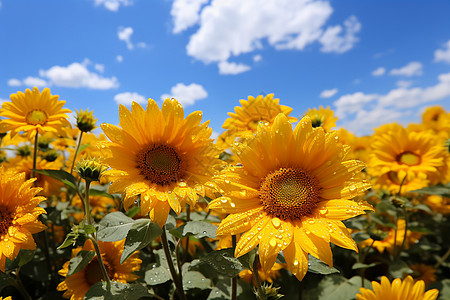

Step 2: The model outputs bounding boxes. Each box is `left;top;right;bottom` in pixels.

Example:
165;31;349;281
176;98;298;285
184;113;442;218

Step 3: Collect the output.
114;92;146;106
171;0;208;34
334;72;450;134
396;80;413;88
184;0;360;65
434;40;450;64
161;83;207;106
118;27;134;50
253;55;262;62
116;55;123;62
218;61;251;75
7;77;48;88
371;67;386;76
389;62;423;77
94;64;105;73
39;62;119;89
93;0;132;11
319;88;338;98
319;16;361;53
7;78;21;87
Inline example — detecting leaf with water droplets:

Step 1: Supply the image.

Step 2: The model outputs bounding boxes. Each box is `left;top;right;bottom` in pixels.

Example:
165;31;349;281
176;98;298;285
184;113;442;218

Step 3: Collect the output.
307;255;339;275
182;221;218;239
97;212;135;242
121;219;162;264
67;250;95;276
183;271;212;291
200;248;245;278
84;281;150;300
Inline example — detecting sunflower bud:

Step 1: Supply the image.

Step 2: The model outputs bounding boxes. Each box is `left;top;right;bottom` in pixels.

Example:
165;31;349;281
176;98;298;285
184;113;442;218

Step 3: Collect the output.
75;109;97;133
43;149;59;162
17;145;31;157
262;283;283;300
76;156;108;182
369;228;389;241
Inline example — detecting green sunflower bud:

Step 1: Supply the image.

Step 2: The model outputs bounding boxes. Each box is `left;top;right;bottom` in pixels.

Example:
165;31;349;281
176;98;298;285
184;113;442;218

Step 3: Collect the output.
17;145;32;157
76;156;108;182
43;149;59;162
75;109;97;133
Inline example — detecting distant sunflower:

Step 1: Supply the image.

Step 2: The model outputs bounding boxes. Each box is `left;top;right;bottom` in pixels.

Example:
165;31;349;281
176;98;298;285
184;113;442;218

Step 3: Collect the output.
0;167;47;272
57;239;141;300
100;99;222;226
209;114;372;281
356;276;438;300
423;195;450;214
0;87;71;138
304;106;338;132
239;262;284;284
368;123;445;185
221;94;297;143
337;128;371;163
410;264;437;286
421;106;450;133
71;194;118;222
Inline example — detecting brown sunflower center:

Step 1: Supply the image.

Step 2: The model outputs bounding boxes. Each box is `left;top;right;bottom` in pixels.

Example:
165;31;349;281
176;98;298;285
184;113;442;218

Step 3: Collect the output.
26;109;48;125
311;116;324;128
85;257;114;286
260;168;320;221
136;144;184;186
247;118;269;131
397;151;421;166
0;205;14;236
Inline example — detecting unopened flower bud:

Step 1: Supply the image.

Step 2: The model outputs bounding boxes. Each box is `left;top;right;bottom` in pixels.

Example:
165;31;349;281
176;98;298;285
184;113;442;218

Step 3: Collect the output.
75;109;97;133
76;156;108;182
43;149;59;162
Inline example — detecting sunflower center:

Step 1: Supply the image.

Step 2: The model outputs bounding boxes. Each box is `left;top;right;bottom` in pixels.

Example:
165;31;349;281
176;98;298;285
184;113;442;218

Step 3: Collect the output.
247;118;269;131
311;116;324;128
260;168;320;221
397;151;421;166
0;205;14;236
85;257;114;286
26;109;48;125
136;144;184;186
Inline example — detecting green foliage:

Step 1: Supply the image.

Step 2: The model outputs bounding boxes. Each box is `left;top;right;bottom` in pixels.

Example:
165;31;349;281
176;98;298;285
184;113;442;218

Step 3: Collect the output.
97;211;135;242
84;281;150;300
201;248;245;278
33;169;78;191
411;183;450;197
121;219;162;263
307;255;340;275
5;249;36;271
58;222;95;249
303;275;372;300
171;220;218;239
67;250;95;276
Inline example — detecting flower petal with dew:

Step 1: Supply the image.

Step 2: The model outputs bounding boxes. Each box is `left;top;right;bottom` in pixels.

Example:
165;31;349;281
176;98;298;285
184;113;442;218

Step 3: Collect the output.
209;114;372;281
100;98;222;227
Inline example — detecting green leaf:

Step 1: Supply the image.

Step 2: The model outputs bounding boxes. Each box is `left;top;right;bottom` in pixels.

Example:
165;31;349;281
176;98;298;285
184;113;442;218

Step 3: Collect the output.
33;169;77;191
144;264;171;285
97;212;135;242
182;221;218;239
370;214;396;228
183;271;212;290
121;219;162;263
352;262;379;270
201;248;244;278
207;279;245;300
89;188;114;199
412;204;432;213
5;249;36;270
351;232;371;243
83;224;97;235
126;206;141;218
410;183;450;198
67;250;95;276
389;260;413;278
58;232;79;249
307;255;340;275
304;275;371;300
84;281;150;300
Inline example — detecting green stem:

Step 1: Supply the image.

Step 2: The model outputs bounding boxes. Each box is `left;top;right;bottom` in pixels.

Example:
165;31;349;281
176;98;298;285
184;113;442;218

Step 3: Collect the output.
360;239;375;287
70;131;83;175
252;255;266;300
32;130;39;180
89;236;111;286
397;205;409;258
161;225;186;300
176;238;183;284
84;180;92;225
434;247;450;269
184;204;191;262
393;213;399;259
231;235;237;300
11;268;32;300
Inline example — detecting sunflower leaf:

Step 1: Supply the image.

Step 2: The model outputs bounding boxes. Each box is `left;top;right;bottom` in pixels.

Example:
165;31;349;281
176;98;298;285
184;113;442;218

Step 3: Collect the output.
182;221;218;239
5;249;36;271
183;271;212;290
33;169;77;191
307;255;340;275
303;275;371;300
85;281;150;300
97;212;135;242
67;250;95;276
201;248;244;278
89;188;114;199
121;219;162;264
410;183;450;197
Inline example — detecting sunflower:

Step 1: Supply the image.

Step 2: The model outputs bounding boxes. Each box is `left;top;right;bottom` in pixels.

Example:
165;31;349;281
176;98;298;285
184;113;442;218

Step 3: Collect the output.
57;239;142;300
337;128;371;163
410;264;437;286
0;167;47;272
0;87;71;139
372;171;429;195
368;123;445;188
0;297;12;300
220;94;297;144
356;276;439;300
423;195;450;214
209;114;372;281
421;106;450;133
100;99;222;227
304;106;338;132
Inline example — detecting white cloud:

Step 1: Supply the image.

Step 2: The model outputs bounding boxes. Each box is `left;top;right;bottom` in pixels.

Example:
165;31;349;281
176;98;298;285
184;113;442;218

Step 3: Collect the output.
114;92;146;106
22;77;48;87
319;88;338;98
0;98;8;104
39;62;119;90
334;72;450;134
218;61;251;75
136;42;147;48
118;27;134;50
389;61;423;77
161;83;207;106
171;0;208;34
93;0;132;12
371;67;385;77
253;55;262;62
94;64;105;73
116;55;123;62
0;1;2;10
185;0;359;65
434;40;450;64
7;78;22;87
319;15;361;53
396;80;413;88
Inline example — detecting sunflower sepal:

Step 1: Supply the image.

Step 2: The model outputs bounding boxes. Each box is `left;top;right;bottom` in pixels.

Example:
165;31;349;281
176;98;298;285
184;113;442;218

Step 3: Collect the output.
58;222;96;250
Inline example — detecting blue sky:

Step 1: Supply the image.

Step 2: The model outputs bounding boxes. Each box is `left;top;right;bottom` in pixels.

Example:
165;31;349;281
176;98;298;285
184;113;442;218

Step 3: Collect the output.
1;0;450;136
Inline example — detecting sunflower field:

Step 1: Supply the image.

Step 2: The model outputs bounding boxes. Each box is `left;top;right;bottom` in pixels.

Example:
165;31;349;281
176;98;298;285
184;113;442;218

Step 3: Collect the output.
0;87;449;300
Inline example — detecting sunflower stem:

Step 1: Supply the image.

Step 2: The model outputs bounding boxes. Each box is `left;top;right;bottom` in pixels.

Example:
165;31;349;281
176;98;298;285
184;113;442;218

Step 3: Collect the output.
32;130;39;182
11;268;32;300
184;204;191;262
175;237;183;285
231;235;237;300
162;225;186;300
70;131;83;175
393;213;399;259
434;248;450;269
397;205;409;258
89;236;112;286
359;239;375;287
252;255;266;300
84;180;92;225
